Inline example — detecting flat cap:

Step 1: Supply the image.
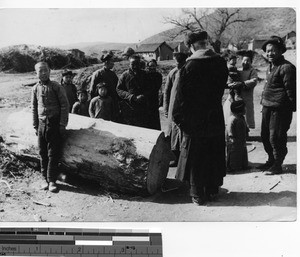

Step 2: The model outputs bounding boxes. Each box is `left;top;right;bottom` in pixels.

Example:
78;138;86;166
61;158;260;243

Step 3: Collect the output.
184;31;208;47
100;52;113;62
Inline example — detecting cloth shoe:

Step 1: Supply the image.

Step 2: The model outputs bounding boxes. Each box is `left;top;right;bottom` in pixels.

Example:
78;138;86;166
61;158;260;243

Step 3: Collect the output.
40;181;49;190
49;182;58;192
257;160;274;170
264;164;283;175
192;196;206;206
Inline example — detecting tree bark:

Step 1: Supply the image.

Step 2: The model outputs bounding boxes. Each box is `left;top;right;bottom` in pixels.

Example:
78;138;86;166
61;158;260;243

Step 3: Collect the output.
3;109;172;195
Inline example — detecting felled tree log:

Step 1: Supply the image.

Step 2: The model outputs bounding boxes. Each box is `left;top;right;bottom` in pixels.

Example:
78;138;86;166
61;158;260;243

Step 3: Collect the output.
4;109;173;195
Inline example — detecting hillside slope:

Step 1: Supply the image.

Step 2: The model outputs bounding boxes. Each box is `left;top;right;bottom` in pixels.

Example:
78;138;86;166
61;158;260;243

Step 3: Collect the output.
140;8;296;45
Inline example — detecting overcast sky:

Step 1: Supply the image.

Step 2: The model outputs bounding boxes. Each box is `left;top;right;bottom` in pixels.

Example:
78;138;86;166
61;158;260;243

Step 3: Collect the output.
0;0;298;48
0;8;184;48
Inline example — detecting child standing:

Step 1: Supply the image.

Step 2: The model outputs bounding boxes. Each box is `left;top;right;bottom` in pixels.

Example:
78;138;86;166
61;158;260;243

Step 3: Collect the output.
31;62;69;192
71;89;90;117
227;54;242;101
61;70;78;113
226;100;248;172
89;82;115;121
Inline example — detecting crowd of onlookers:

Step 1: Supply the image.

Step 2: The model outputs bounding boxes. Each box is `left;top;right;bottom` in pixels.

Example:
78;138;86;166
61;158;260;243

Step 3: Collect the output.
31;32;296;206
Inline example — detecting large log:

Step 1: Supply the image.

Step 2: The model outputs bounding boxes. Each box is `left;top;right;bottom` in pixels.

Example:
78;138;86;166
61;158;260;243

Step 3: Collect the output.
3;109;172;195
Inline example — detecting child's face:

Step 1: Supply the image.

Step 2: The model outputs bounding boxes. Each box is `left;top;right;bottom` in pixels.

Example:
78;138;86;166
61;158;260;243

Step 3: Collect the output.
229;58;236;66
36;65;50;82
63;75;73;84
98;87;107;97
78;93;87;103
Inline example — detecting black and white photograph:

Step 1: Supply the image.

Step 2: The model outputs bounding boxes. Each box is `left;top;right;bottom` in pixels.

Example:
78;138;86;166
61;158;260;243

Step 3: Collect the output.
0;5;297;224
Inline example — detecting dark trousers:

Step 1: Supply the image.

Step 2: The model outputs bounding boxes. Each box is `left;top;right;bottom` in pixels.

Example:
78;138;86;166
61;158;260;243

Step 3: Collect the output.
261;107;293;165
38;120;61;182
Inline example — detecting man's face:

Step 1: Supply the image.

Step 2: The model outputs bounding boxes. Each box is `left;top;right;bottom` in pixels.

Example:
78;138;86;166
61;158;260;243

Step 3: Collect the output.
106;60;114;70
129;58;140;73
36;65;50;82
241;57;251;70
266;44;282;64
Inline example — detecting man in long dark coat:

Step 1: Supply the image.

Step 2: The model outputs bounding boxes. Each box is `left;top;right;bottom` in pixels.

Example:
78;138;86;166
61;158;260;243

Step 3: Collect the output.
173;31;228;205
116;55;151;128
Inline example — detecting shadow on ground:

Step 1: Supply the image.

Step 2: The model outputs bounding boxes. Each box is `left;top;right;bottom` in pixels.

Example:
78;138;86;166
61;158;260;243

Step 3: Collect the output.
248;136;296;142
152;183;296;208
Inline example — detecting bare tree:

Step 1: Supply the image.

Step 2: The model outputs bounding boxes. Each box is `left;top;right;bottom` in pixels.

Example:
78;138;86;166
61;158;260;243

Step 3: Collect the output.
164;8;254;53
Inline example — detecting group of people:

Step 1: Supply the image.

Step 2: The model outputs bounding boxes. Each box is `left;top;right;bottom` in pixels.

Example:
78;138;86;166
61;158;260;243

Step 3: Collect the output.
163;31;296;205
31;31;296;204
31;53;163;192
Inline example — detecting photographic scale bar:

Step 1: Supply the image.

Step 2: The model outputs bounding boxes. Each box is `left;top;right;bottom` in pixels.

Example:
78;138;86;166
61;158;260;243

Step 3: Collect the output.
0;228;162;257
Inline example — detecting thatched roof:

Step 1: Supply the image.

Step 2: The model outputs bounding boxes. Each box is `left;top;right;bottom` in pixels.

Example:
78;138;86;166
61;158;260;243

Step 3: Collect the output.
135;42;165;53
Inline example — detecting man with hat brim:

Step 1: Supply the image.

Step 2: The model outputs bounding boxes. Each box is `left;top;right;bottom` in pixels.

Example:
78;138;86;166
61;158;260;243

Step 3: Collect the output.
89;52;119;121
172;30;229;205
163;49;188;167
258;35;296;175
61;69;78;113
116;54;151;128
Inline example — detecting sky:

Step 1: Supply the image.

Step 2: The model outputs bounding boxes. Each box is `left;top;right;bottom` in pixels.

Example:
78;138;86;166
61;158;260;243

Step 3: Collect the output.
0;8;183;48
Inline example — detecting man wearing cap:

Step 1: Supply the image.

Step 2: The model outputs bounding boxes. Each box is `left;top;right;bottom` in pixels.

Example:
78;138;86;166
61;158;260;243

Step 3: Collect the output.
163;50;188;167
173;31;228;205
89;53;119;119
116;55;151;128
258;36;296;175
61;70;78;112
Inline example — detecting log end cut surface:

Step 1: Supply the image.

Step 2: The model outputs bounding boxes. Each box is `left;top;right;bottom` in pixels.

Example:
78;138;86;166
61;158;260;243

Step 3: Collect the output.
146;132;172;194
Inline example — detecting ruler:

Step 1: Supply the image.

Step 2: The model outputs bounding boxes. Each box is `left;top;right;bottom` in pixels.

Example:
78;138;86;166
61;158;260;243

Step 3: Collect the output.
0;228;162;257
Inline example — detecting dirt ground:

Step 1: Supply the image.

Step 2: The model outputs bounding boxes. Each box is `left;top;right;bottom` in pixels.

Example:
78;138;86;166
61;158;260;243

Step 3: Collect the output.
0;51;297;222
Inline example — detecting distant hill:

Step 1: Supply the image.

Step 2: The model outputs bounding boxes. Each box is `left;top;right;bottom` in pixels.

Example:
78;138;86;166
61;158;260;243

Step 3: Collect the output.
140;8;296;46
57;42;137;57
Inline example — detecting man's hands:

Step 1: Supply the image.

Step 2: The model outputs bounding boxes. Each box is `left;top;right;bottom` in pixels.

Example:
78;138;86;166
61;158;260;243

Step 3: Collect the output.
228;82;245;89
134;95;145;103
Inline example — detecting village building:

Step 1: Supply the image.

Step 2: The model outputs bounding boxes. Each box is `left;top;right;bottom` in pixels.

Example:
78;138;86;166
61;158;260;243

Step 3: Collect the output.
248;31;296;51
283;31;296;49
135;42;173;61
167;41;190;54
248;36;269;51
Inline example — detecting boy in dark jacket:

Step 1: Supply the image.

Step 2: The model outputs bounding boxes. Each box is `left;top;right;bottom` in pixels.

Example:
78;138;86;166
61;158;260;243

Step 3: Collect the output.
226;100;248;172
89;82;114;121
72;89;90;117
32;62;69;192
